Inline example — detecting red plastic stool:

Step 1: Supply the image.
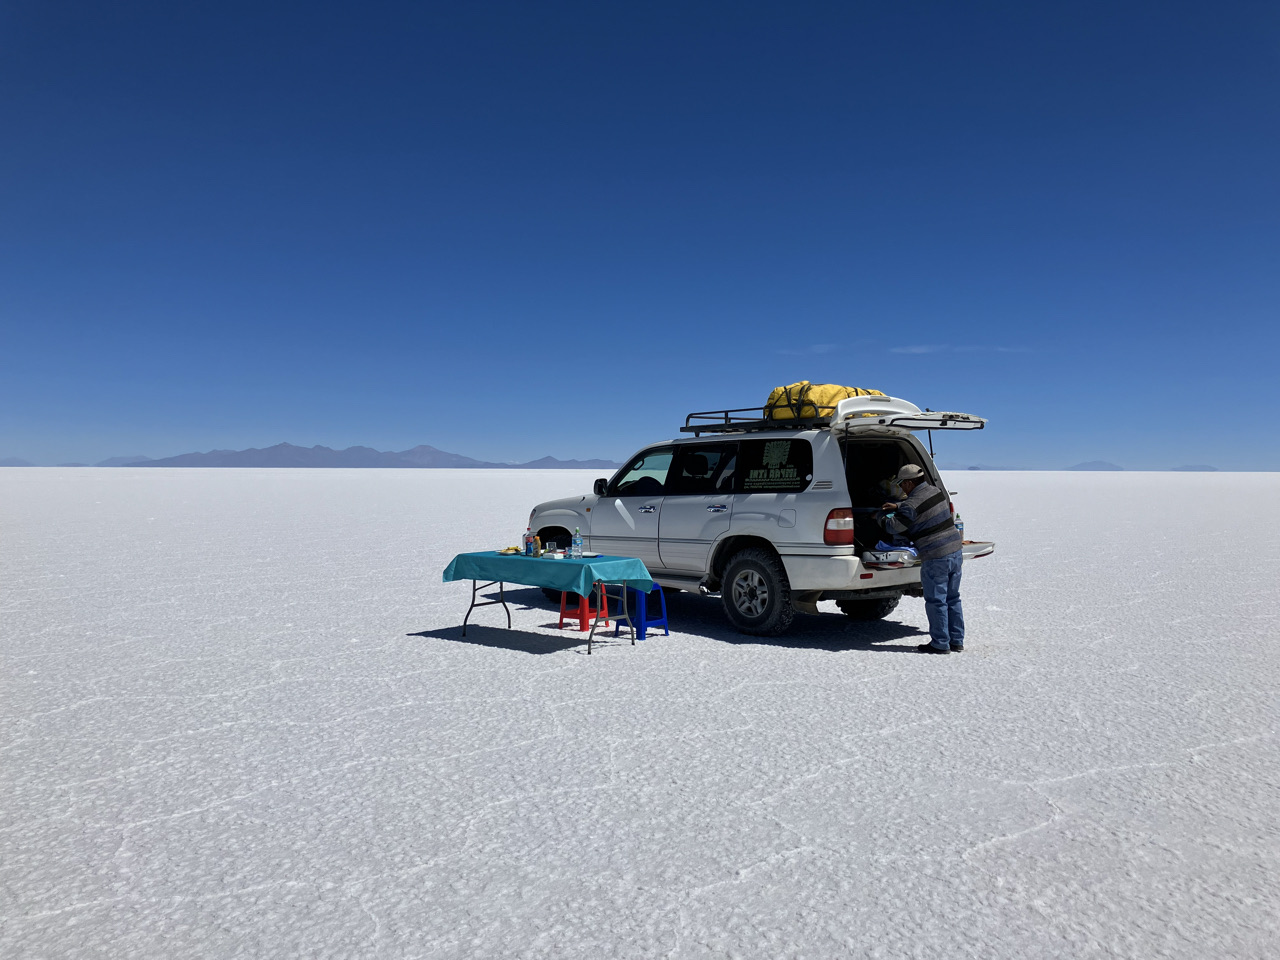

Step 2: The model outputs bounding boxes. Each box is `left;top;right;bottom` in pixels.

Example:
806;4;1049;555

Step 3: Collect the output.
558;588;610;632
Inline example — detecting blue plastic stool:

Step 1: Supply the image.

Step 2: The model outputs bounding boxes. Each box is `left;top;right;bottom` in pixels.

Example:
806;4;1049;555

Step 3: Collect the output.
612;584;669;642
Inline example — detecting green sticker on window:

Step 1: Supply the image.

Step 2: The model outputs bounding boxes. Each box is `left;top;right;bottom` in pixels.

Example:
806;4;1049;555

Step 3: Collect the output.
740;439;812;492
762;441;790;469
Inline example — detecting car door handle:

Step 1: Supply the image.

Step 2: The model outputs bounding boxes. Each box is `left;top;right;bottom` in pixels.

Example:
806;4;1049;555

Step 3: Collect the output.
706;504;729;513
638;505;657;514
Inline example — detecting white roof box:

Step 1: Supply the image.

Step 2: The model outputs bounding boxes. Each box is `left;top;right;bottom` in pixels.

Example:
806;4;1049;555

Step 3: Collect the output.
833;395;986;435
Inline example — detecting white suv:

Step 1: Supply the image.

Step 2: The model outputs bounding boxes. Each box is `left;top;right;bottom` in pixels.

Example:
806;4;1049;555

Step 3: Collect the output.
528;394;994;635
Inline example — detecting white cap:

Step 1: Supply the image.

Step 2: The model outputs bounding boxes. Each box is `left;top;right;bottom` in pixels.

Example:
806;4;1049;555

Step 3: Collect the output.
896;464;925;482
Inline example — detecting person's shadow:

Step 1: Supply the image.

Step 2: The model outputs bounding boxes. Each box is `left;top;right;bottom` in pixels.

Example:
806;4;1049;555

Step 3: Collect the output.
410;587;928;655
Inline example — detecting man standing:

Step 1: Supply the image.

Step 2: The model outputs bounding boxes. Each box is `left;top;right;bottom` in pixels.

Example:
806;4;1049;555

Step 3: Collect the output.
882;464;964;654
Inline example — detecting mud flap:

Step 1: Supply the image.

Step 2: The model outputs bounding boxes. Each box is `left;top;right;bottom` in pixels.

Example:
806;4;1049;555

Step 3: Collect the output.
791;591;822;616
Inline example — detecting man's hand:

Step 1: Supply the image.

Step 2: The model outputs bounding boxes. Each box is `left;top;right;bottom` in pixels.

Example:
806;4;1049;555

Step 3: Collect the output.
881;502;898;511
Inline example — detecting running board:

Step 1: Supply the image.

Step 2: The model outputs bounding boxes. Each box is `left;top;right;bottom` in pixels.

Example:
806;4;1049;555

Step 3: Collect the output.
651;574;708;594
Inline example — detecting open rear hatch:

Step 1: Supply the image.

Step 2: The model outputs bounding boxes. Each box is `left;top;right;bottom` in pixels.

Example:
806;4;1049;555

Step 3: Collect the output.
832;395;986;435
836;395;994;566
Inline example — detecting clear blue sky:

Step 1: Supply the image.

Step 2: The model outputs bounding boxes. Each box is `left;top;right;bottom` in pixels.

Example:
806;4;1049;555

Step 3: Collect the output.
2;1;1277;468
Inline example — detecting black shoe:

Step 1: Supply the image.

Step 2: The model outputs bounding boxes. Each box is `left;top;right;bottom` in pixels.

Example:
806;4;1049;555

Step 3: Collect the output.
950;645;964;653
917;643;949;654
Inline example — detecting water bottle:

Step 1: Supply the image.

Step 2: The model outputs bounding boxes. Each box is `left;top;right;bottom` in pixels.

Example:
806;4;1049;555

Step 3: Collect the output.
954;512;965;541
571;527;583;559
523;527;535;556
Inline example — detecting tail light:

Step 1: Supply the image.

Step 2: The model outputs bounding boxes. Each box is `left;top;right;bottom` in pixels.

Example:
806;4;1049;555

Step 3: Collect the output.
824;508;854;545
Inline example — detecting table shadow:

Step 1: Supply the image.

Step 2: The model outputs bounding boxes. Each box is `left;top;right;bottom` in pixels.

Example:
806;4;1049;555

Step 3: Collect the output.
406;626;590;655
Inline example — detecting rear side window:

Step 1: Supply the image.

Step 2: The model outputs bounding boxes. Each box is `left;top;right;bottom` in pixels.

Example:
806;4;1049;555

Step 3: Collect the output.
737;438;813;493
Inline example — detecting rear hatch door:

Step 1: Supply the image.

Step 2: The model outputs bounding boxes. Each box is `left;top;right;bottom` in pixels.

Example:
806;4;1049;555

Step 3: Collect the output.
832;395;986;436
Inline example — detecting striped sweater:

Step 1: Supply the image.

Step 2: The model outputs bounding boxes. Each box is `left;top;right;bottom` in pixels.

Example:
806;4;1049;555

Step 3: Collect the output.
885;480;962;561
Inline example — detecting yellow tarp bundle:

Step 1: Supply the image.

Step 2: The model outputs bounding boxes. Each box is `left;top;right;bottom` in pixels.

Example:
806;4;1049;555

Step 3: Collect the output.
765;381;886;420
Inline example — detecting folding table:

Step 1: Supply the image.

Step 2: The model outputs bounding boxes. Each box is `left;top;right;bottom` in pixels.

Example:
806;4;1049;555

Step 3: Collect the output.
442;551;655;654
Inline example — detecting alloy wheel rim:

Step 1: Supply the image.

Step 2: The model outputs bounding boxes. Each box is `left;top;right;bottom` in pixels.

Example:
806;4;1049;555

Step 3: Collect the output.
732;569;768;617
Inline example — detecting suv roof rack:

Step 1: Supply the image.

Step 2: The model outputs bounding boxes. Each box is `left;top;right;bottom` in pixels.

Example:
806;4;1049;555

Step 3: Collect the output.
684;395;986;436
681;405;836;436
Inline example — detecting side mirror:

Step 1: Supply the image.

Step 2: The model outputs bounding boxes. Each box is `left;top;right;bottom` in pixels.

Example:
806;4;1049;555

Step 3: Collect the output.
593;478;608;496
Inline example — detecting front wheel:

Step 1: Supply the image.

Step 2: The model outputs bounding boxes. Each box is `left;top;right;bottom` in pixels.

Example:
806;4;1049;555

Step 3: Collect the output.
721;548;794;636
537;528;573;603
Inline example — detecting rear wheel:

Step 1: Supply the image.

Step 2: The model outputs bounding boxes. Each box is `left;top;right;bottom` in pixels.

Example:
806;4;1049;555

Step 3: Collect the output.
721;548;794;636
836;596;901;620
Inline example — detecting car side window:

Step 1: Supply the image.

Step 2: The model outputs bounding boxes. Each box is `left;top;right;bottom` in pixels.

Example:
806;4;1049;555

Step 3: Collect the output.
667;443;738;496
714;451;737;494
609;448;675;497
736;438;814;493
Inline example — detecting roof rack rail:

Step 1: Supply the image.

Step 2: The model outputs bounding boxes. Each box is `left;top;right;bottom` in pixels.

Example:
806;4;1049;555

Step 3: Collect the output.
681;404;838;436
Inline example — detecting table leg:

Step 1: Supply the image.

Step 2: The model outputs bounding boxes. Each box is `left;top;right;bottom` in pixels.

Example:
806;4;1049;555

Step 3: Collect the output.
621;585;634;644
587;581;601;654
586;581;635;654
462;580;512;636
462;580;477;636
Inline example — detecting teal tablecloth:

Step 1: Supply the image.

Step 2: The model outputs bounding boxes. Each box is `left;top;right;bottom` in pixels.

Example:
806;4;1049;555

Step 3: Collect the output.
443;551;654;597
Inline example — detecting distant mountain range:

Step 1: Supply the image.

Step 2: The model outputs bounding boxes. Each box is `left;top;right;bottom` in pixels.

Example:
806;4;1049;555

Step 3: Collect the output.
1066;460;1125;471
936;461;1221;472
0;449;1227;472
82;443;622;470
1064;462;1218;472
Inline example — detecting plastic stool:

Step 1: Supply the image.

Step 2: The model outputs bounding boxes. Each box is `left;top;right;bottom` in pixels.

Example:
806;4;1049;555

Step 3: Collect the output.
612;584;668;642
558;589;610;632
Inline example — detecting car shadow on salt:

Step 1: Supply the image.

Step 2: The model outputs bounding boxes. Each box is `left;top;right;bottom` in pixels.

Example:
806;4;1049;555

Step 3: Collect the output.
414;591;926;660
655;589;929;652
422;587;930;654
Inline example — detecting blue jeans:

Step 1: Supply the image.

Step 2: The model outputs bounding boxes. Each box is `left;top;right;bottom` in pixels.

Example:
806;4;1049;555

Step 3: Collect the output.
920;551;964;650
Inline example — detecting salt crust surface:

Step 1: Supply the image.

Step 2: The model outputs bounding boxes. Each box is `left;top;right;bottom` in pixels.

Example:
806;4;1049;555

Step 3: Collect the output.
2;467;1277;959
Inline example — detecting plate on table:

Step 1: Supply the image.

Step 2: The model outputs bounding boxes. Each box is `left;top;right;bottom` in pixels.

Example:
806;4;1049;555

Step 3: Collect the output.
581;552;602;558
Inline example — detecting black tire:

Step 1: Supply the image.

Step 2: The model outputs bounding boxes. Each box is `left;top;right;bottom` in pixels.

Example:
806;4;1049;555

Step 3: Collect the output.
536;528;573;604
538;528;572;550
721;547;794;636
836;596;901;620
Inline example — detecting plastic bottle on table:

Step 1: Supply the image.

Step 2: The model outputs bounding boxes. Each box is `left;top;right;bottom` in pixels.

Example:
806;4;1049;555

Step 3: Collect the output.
571;527;583;559
523;527;535;556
